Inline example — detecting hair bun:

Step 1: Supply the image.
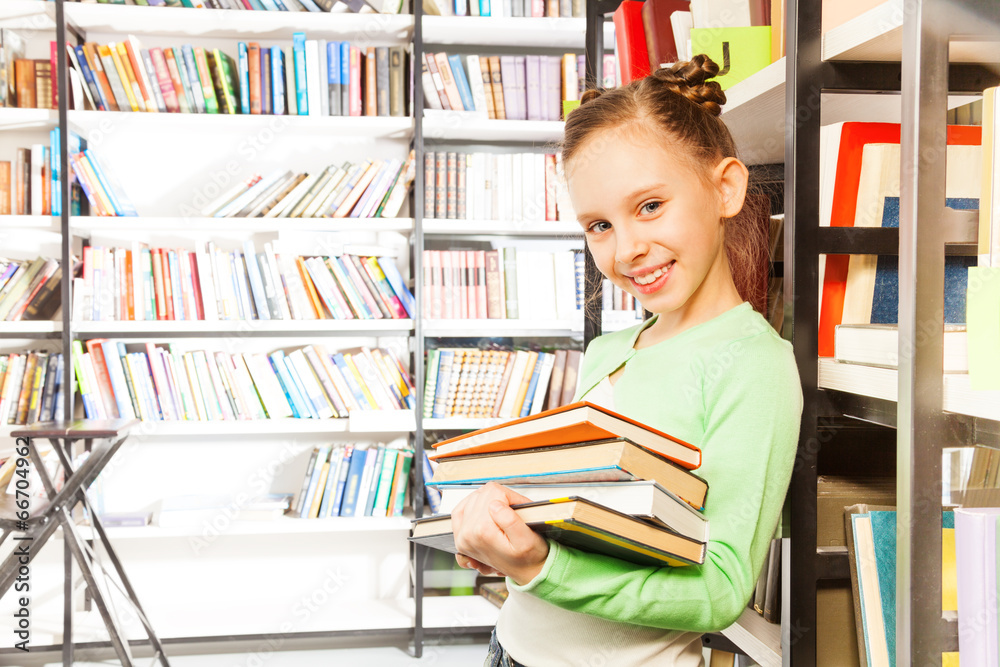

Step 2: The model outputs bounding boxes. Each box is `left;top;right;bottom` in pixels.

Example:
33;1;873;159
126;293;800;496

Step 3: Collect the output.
579;87;604;106
652;55;726;116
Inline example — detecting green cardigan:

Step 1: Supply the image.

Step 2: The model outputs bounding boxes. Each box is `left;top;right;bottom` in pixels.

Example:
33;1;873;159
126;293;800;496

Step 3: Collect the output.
508;302;803;633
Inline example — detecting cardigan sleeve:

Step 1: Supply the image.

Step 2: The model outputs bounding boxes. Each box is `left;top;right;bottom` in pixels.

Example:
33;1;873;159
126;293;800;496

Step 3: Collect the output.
506;331;802;633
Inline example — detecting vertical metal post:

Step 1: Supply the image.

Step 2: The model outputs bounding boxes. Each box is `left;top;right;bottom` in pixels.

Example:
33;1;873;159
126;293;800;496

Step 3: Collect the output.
584;0;604;91
56;0;73;424
898;0;948;662
785;0;823;662
412;0;425;656
582;0;605;348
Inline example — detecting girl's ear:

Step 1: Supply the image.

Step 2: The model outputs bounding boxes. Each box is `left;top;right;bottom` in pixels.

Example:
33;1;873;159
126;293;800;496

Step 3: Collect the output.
714;157;749;219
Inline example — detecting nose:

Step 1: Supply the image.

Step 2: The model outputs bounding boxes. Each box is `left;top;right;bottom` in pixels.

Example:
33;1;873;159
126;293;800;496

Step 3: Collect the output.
614;222;649;266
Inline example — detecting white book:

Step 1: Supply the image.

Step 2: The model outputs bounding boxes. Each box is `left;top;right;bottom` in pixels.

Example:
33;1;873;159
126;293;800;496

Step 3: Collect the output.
465;55;489;116
353;447;378;517
305;40;322;117
30;144;43;215
288;349;335;419
193;244;218;321
216;171;286;218
689;0;750;29
318;39;329;117
472;153;484;221
231;355;267;419
834;323;968;373
502;153;514;222
553;250;577;322
200;179;252;217
66;44;96;111
535;153;546;222
130;241;145;321
528;352;555;415
69;66;86;111
421;60;443;110
670;11;693;61
498;350;530;418
263;242;293;320
244;352;293;419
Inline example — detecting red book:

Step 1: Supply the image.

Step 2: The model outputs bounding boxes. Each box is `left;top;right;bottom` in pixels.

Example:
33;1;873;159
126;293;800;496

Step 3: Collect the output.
85;339;121;419
430;401;703;470
248;43;261;115
50;41;58;109
150;48;180;113
641;0;689;71
613;0;651;84
817;122;981;356
188;251;205;320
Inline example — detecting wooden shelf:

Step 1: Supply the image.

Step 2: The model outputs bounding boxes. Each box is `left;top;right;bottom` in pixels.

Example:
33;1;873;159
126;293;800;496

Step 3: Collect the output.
422;15;614;48
66;110;414;139
72;318;414;337
423;112;564;142
423;218;582;236
72;216;415;234
423;318;583;337
63;2;414;42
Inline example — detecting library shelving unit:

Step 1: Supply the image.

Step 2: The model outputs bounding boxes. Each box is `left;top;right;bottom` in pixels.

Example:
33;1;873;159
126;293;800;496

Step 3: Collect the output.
783;0;1000;666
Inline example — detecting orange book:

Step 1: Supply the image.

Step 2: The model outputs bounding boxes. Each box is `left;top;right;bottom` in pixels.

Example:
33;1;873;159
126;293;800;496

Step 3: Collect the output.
123;36;156;112
0;161;10;215
125;250;135;320
343;353;379;409
110;43;143;111
14;353;37;425
14;59;35;108
40;159;50;216
487;56;505;120
364;47;377;117
430;401;703;470
296;256;326;318
83;43;119;112
248;43;261;114
151;248;167;320
161;250;175;320
70;153;108;216
85;339;121;419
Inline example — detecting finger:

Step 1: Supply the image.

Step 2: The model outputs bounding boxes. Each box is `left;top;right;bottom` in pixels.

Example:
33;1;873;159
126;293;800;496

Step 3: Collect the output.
489;500;546;552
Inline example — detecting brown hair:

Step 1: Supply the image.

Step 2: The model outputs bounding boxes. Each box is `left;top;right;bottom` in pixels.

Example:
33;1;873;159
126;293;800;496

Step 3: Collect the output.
562;55;768;314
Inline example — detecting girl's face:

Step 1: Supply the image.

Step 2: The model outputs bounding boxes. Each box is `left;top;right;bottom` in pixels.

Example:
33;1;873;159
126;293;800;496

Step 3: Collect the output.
567;129;747;330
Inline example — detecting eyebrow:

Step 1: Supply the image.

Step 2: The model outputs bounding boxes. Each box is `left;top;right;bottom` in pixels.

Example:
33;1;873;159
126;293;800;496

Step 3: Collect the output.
576;184;667;222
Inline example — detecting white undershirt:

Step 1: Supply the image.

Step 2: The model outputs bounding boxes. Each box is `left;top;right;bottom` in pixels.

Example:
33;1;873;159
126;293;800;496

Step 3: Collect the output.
495;374;705;667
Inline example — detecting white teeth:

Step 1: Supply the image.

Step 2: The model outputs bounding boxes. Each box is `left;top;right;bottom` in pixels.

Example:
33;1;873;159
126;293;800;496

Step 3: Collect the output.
632;266;667;285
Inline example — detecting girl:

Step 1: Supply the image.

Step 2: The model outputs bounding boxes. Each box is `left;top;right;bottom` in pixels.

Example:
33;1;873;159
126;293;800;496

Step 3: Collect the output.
451;55;803;667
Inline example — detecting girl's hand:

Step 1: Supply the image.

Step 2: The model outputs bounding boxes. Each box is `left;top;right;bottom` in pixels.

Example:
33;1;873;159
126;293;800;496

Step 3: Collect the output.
451;482;550;586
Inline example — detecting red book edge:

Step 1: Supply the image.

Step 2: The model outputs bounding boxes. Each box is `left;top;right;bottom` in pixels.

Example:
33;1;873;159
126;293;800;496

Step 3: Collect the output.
85;338;120;419
613;0;651;85
430;400;702;469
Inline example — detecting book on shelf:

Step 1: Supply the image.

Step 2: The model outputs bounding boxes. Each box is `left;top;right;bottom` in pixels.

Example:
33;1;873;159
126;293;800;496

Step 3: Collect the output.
291;443;413;519
70;148;137;217
194;149;414;220
423;346;582;421
422;0;582;18
422;249;581;321
421;52;600;121
834;323;968;372
1;130;87;216
422;150;569;223
817;122;981;357
434;477;708;542
74;245;414;322
478;580;508;609
958;444;1000;507
954;507;1000;667
72;341;415;421
970;87;1000;391
0;352;66;426
35;33;408;117
0;256;77;322
430;400;702;470
410;495;706;567
156;493;293;527
846;505;959;667
748;537;780;623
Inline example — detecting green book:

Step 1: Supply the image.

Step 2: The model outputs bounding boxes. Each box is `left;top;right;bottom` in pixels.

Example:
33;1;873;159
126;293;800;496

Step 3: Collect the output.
371;449;399;516
689;26;771;90
213;49;241;115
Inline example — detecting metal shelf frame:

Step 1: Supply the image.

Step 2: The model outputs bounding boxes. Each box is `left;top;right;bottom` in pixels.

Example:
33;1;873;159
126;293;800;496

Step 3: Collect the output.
786;0;1000;665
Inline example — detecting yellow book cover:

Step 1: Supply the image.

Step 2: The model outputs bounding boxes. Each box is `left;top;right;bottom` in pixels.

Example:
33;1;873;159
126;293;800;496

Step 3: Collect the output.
309;461;331;519
343;353;379;410
109;43;142;111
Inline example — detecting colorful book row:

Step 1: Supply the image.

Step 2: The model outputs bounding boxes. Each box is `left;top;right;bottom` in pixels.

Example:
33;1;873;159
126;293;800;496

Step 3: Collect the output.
425;0;581;18
423;346;582;420
73;340;416;422
0;352;66;426
422;52;614;120
75;245;415;323
422;151;568;222
422;248;582;321
66;0;400;13
0;256;69;323
200;151;414;219
293;443;413;520
1;130;87;217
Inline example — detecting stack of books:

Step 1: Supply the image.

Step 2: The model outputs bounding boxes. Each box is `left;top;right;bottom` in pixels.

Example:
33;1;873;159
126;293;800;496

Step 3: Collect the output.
0;352;67;426
411;402;710;568
0;256;68;322
424;346;582;420
52;35;407;117
1;129;88;216
422;249;582;320
422;150;568;222
291;443;414;519
73;341;415;421
199;151;414;220
70;148;137;217
421;52;616;120
74;245;415;322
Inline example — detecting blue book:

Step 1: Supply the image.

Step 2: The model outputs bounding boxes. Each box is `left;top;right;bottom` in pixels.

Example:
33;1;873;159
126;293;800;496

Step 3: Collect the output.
330;445;354;517
327;41;341;116
422;450;442;514
447;54;475;111
317;445;343;518
339;447;370;517
101;341;134;420
237;42;250;114
328;256;373;318
257;0;279;8
180;46;205;113
73;45;106;111
339;42;350;116
83;149;137;216
332;353;374;409
241;240;271;320
277;352;318;419
376;257;415;318
430;349;454;419
479;0;490;17
297;0;324;10
518;353;545;418
68;132;85;216
49;130;59;216
268;352;310;418
299;445;331;518
271;46;285;115
272;0;290;9
51;354;64;423
872;197;978;324
292;32;308;115
246;0;266;8
363;447;386;516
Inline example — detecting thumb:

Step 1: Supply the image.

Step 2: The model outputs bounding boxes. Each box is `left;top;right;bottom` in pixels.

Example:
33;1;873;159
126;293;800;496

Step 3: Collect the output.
489;500;538;546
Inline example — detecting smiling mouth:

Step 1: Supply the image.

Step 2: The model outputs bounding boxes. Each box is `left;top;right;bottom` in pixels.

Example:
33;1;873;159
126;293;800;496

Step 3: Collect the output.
630;261;675;286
